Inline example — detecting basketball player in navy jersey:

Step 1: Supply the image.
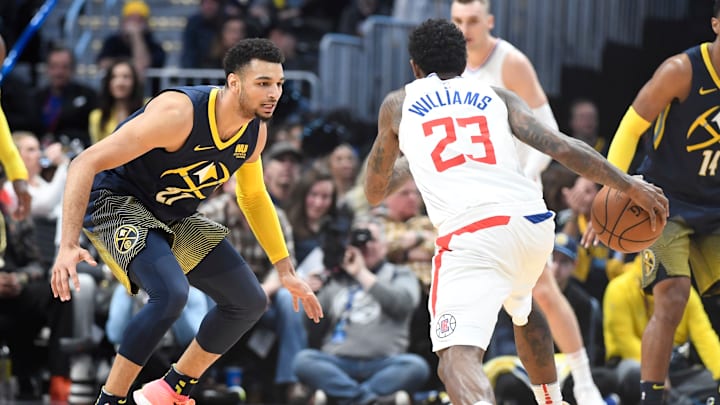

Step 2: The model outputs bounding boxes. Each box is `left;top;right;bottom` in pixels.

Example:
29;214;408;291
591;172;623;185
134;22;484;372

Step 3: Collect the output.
49;38;323;405
594;2;720;404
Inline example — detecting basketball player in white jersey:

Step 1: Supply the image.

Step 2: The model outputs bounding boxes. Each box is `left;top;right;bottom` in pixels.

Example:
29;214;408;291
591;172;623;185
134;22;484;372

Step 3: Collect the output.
364;19;668;405
451;2;607;403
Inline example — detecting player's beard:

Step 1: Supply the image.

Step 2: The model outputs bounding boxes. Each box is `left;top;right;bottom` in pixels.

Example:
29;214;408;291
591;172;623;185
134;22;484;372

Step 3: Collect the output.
237;87;274;122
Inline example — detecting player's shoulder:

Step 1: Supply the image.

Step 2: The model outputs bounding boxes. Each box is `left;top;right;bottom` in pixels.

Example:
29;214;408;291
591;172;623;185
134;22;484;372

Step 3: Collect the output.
501;42;534;70
145;89;194;117
654;52;692;80
380;88;406;113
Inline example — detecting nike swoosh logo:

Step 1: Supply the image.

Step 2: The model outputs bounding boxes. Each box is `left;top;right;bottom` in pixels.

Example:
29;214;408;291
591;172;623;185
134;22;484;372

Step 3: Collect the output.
194;145;214;151
652;384;665;390
699;87;717;95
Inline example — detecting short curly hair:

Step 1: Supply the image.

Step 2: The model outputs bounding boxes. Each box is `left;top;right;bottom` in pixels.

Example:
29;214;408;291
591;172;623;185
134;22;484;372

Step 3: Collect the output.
715;0;720;18
408;19;467;77
223;38;285;78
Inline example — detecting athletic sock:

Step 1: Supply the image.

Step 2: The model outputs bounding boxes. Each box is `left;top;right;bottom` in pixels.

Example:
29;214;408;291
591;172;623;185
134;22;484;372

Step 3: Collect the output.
163;364;199;397
640;381;665;405
95;386;127;405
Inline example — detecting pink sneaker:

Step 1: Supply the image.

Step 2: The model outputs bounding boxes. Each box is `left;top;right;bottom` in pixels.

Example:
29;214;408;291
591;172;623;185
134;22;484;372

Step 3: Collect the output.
133;379;195;405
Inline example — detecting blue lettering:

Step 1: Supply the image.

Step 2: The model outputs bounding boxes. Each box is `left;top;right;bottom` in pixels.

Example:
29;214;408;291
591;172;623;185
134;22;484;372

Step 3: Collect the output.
452;91;463;104
408;102;430;117
464;92;480;106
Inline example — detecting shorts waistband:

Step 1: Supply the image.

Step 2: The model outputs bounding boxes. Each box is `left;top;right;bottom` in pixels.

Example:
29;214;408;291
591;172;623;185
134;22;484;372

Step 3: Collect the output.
438;199;549;236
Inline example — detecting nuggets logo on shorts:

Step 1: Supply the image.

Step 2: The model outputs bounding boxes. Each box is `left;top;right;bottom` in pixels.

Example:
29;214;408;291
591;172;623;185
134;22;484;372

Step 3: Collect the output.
114;225;139;254
436;313;456;338
642;249;657;278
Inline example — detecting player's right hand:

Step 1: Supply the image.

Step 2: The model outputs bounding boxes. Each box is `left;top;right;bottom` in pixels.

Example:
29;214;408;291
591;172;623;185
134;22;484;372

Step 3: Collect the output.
50;246;97;301
626;177;669;232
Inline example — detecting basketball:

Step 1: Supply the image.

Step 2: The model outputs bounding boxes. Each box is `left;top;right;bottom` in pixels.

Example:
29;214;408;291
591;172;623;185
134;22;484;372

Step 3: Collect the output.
590;185;664;253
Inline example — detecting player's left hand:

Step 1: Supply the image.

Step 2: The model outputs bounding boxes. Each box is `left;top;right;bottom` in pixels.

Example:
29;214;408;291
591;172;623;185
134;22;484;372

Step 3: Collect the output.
276;258;323;323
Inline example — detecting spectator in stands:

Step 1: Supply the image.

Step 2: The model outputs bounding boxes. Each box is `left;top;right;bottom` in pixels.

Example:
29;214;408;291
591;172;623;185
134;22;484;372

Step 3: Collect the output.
268;21;316;72
1;70;38;134
269;116;304;150
88;59;144;144
97;0;166;78
568;98;606;155
199;176;309;403
249;0;305;34
180;0;223;68
202;16;249;69
33;46;97;146
0;183;73;402
323;143;359;207
286;168;339;265
293;217;429;405
604;257;720;405
3;132;68;223
338;0;393;36
263;140;303;207
373;178;434;290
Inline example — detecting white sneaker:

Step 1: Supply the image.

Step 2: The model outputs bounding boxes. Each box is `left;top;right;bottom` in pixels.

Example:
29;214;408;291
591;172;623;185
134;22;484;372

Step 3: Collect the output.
574;384;606;405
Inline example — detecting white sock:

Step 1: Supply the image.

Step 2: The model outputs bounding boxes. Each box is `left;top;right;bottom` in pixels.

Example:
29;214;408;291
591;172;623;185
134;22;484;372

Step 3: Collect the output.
567;348;594;387
472;402;493;405
531;382;563;405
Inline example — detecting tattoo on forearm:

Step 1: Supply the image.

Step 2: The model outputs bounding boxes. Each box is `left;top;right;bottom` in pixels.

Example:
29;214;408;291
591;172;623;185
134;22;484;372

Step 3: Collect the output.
386;156;411;194
503;89;630;191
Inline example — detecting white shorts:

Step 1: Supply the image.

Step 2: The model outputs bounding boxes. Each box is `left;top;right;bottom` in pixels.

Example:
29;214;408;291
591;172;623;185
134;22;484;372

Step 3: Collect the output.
429;213;555;352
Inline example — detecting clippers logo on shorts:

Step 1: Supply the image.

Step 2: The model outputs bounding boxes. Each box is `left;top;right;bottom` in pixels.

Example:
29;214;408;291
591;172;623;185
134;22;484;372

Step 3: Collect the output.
155;161;230;205
436;313;457;338
114;225;139;254
642;249;657;278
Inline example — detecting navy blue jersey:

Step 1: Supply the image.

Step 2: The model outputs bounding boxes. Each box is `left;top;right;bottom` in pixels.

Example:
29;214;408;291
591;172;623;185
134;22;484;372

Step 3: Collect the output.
91;86;260;222
637;43;720;233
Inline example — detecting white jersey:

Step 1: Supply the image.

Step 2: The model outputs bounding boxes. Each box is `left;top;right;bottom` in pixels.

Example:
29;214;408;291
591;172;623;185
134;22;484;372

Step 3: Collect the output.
462;39;556;184
398;74;544;228
462;39;513;87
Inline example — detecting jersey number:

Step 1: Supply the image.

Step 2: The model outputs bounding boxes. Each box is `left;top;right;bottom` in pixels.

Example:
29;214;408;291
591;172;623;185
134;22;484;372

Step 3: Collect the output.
422;116;496;172
699;149;720;176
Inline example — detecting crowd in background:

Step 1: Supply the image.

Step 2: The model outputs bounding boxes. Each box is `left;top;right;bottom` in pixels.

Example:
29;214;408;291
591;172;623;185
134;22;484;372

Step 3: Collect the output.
1;1;720;405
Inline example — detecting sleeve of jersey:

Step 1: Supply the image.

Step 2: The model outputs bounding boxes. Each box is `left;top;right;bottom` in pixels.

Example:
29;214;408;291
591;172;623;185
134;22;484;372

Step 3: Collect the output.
607;106;651;173
523;103;557;180
0;107;28;181
234;158;290;264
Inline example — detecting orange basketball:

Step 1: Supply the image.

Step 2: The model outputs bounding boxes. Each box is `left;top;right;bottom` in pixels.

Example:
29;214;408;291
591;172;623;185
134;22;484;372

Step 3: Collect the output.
590;185;664;253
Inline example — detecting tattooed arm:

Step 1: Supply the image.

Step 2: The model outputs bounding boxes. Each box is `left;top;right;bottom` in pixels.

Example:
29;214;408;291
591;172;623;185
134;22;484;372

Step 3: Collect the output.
494;86;669;226
364;89;412;206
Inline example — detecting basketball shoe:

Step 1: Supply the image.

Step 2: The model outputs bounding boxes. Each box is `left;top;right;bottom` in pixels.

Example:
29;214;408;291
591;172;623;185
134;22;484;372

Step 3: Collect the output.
133;379;195;405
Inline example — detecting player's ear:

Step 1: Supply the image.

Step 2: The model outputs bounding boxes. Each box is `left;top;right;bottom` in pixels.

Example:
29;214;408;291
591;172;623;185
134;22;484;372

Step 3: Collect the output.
713;17;720;35
487;13;495;31
409;59;422;79
226;72;240;92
